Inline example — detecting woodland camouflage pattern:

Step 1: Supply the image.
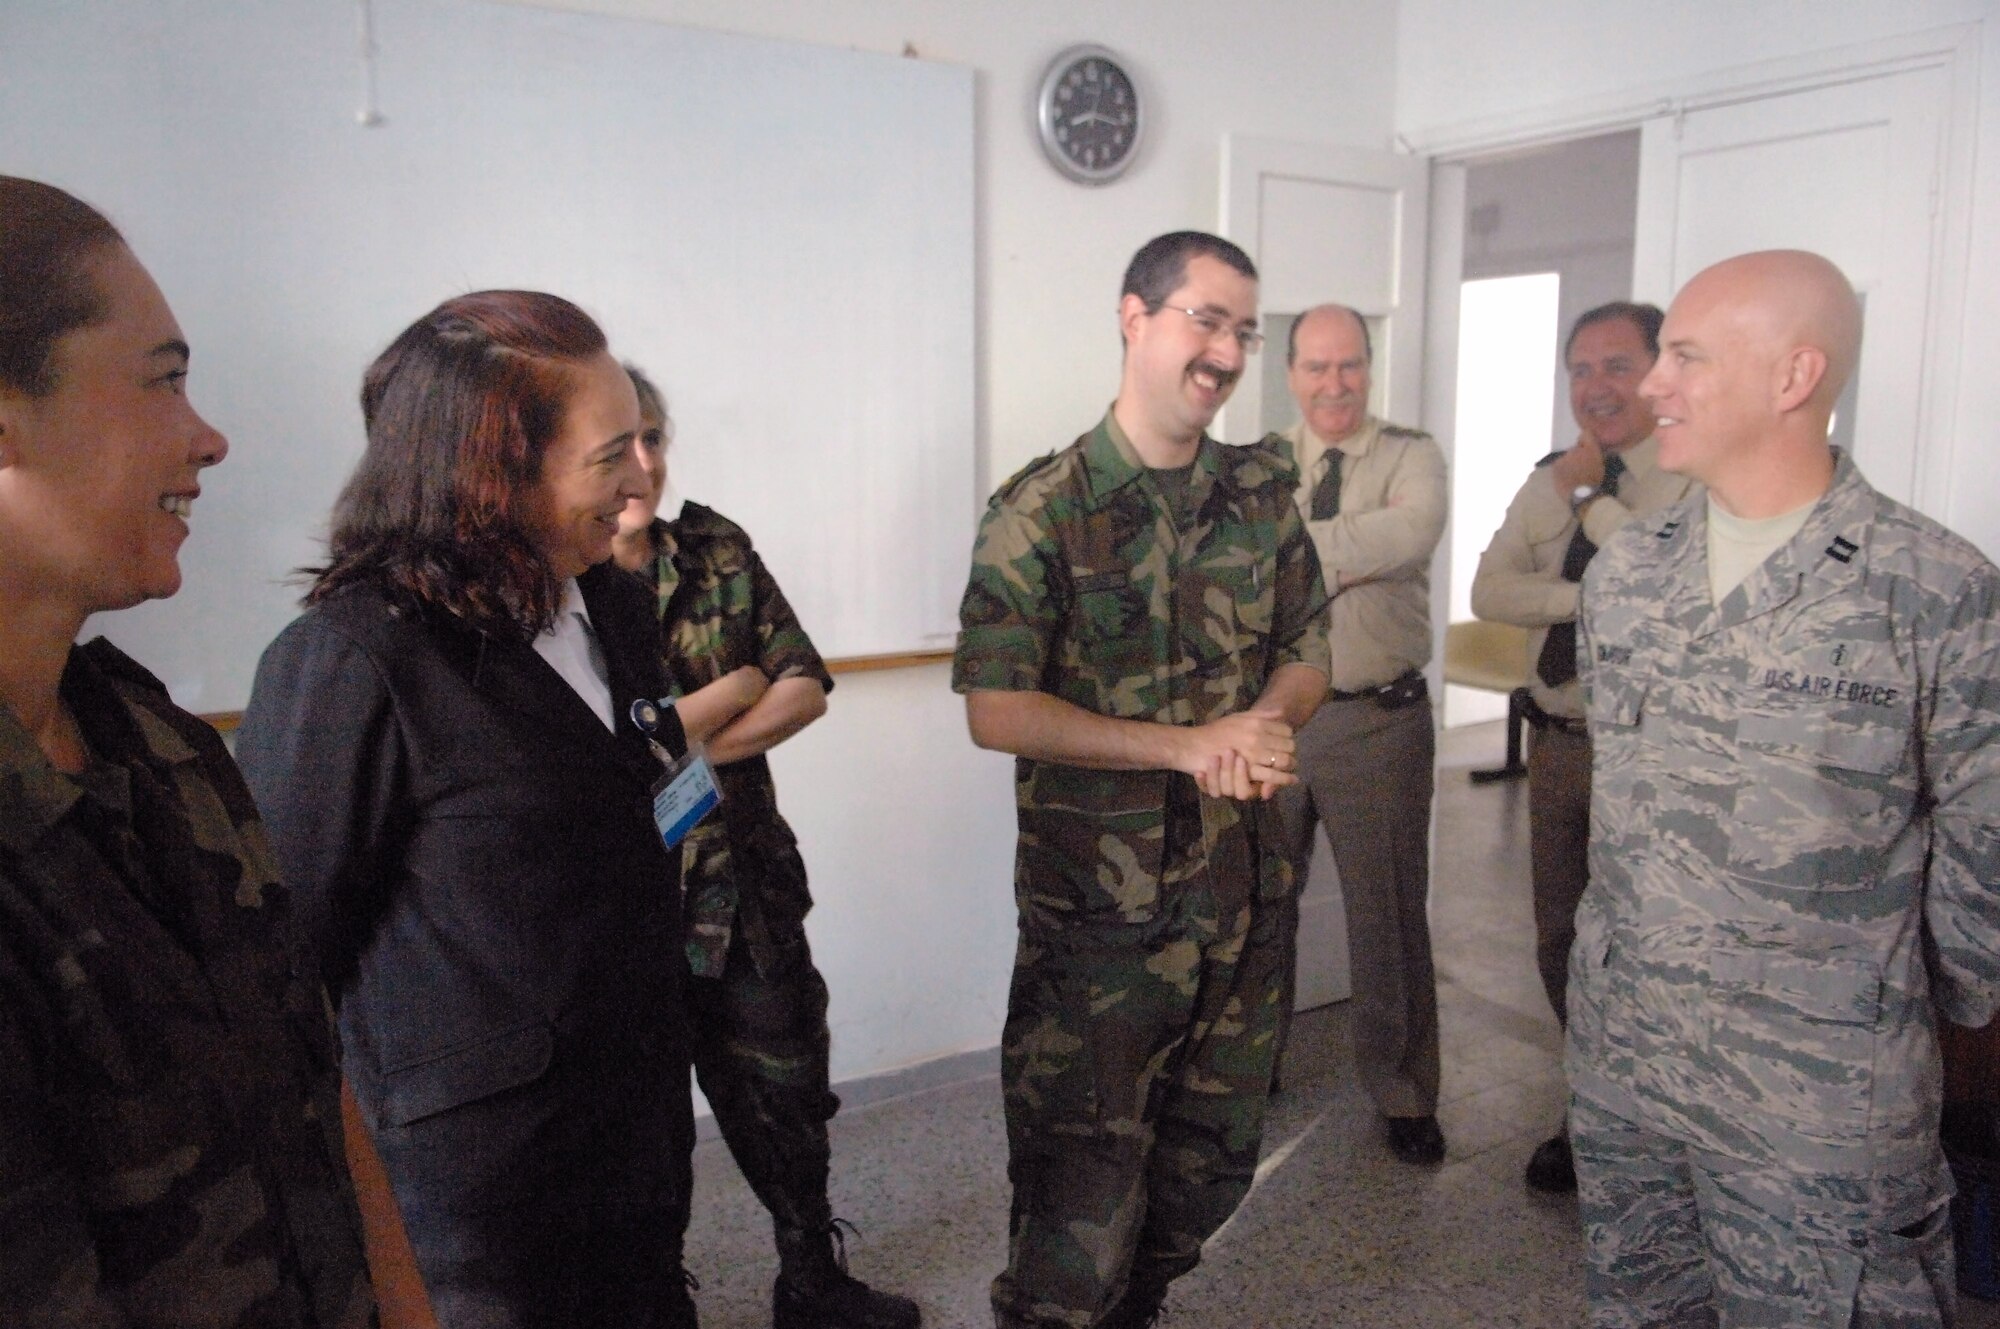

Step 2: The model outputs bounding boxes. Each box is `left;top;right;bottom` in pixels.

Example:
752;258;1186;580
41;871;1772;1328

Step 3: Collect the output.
0;640;375;1328
641;504;834;981
1568;451;2000;1323
954;415;1330;930
637;502;842;1236
955;413;1329;1328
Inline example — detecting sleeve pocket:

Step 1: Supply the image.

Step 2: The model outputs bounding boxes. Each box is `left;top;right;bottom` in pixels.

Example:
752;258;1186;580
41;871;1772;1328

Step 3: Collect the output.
376;1020;553;1127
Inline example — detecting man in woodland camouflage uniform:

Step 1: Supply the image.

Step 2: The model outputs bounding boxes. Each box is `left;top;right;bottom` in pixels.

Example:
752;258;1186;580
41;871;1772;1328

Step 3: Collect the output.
953;231;1330;1329
1568;249;2000;1325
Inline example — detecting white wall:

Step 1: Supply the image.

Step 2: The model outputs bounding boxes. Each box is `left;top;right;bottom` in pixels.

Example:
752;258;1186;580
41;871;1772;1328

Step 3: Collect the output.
1396;0;2000;561
502;0;1401;1084
1461;131;1639;458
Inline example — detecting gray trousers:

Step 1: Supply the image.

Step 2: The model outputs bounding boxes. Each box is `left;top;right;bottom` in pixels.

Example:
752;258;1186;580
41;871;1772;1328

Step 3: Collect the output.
1528;723;1591;1027
1572;1094;1956;1328
1274;693;1440;1117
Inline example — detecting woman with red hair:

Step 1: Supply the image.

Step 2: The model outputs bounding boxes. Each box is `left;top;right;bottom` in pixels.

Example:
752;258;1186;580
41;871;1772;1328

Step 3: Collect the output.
238;291;698;1328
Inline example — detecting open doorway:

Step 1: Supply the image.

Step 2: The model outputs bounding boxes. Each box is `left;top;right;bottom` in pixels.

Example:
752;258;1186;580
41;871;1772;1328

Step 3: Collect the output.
1441;130;1640;727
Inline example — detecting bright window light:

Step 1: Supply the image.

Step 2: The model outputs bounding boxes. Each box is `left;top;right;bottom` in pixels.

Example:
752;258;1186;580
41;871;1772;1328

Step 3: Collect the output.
1449;272;1562;623
1447;272;1561;726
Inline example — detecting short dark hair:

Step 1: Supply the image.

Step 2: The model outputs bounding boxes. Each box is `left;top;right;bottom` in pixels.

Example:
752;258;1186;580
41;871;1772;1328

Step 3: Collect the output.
1565;300;1664;363
308;290;610;638
1121;231;1257;313
624;362;669;432
1286;304;1372;368
0;177;126;398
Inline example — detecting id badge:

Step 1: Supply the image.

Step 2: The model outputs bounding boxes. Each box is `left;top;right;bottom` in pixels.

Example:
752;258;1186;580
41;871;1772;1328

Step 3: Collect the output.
650;747;720;849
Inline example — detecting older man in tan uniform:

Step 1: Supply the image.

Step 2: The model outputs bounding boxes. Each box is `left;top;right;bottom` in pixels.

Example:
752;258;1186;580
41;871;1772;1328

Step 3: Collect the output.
1267;304;1450;1164
1470;301;1696;1192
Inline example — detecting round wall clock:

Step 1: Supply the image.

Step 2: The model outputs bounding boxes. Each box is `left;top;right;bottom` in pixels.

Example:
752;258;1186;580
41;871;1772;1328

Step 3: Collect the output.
1036;44;1143;185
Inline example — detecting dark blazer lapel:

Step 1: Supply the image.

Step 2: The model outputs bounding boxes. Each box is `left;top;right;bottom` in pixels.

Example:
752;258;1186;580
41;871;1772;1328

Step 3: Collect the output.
580;563;683;776
434;590;653;793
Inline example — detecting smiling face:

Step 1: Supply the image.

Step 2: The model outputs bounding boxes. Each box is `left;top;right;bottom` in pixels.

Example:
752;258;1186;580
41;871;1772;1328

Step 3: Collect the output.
1566;315;1657;453
526;350;645;580
1287;306;1371;445
0;243;228;620
1639;274;1773;485
616;407;669;541
1119;252;1258;448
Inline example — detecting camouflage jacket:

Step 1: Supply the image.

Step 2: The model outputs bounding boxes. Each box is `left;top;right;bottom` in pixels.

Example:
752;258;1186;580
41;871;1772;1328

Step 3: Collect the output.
638;505;834;978
1570;450;2000;1233
0;641;374;1328
953;411;1331;930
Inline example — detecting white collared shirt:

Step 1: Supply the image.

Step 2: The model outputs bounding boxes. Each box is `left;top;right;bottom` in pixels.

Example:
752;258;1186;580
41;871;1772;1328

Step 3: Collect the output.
532;578;614;731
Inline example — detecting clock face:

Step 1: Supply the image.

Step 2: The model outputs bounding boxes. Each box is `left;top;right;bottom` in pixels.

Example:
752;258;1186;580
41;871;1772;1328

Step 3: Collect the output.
1038;46;1142;184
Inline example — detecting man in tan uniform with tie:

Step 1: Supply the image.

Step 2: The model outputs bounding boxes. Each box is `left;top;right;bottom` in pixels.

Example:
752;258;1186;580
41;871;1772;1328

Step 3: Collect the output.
1268;304;1450;1164
1470;300;1696;1192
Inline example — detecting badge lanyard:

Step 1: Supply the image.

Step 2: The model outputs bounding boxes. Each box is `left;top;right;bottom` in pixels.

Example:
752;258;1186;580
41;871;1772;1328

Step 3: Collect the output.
629;698;721;849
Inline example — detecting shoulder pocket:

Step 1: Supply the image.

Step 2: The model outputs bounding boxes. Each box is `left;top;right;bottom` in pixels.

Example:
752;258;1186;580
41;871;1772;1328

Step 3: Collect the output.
376;1020;552;1128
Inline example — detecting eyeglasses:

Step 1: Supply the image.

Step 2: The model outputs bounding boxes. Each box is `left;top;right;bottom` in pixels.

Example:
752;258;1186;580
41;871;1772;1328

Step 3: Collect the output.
1161;305;1265;354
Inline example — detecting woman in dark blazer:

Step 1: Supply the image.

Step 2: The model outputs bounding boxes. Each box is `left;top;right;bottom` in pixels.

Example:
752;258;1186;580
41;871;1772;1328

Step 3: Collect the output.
237;291;696;1329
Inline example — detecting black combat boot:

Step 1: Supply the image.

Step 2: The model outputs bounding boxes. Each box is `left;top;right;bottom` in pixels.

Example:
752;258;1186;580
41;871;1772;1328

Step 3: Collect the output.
664;1265;701;1328
1097;1281;1168;1329
772;1221;921;1329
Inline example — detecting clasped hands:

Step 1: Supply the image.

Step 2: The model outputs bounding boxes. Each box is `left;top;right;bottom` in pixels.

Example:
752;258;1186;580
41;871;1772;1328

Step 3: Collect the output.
1178;707;1299;802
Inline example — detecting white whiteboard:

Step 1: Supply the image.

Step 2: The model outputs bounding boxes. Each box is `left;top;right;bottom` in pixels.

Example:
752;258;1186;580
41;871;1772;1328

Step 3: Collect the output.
1;0;975;711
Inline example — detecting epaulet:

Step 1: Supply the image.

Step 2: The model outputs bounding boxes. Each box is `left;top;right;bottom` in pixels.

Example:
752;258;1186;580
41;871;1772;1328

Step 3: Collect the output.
672;500;748;543
1533;450;1564;469
994;450;1062;503
76;637;170;699
1230;434;1299;487
1379;423;1430;441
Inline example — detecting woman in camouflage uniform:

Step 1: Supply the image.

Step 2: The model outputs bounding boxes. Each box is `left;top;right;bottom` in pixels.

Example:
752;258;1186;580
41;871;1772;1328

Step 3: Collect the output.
611;365;919;1329
0;176;388;1326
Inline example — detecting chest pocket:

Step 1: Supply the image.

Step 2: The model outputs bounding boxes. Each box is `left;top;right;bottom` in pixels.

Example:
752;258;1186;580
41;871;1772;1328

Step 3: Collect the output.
1735;708;1908;777
1068;570;1159;717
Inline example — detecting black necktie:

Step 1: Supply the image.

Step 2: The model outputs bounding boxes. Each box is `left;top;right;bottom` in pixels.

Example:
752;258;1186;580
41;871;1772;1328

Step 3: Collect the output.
1310;450;1342;520
1536;452;1627;688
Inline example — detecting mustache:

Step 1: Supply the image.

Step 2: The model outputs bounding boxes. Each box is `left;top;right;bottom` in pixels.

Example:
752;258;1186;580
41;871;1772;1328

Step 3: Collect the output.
1195;358;1241;389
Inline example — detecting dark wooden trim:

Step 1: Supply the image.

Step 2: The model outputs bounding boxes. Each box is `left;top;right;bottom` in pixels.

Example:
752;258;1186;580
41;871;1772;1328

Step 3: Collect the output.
826;649;954;675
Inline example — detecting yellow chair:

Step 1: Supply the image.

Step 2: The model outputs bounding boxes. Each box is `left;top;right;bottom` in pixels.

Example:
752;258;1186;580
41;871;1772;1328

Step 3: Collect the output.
1442;620;1533;783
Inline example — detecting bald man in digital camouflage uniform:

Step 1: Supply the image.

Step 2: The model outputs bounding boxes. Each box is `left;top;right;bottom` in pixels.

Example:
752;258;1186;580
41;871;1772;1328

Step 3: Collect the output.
1569;249;2000;1325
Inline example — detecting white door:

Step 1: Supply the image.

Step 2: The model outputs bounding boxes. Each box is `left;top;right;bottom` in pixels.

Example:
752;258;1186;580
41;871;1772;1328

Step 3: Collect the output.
1633;65;1950;508
1219;135;1431;1011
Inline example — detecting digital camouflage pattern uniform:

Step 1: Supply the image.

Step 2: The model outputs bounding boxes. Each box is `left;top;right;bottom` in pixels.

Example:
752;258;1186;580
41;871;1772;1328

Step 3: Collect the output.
953;412;1330;1329
0;640;376;1328
637;504;842;1241
1569;451;2000;1326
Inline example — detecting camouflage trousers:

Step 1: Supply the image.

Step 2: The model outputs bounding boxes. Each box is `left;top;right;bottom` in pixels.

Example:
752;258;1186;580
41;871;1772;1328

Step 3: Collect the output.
992;884;1287;1329
687;916;841;1238
1572;1094;1956;1328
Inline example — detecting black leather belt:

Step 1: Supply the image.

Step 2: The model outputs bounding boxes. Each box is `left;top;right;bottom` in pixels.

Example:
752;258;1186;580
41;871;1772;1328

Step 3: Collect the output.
1522;693;1587;735
1326;669;1428;710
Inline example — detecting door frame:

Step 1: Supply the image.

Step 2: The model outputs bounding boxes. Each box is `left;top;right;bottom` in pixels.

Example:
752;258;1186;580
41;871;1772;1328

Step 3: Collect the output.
1405;23;1979;522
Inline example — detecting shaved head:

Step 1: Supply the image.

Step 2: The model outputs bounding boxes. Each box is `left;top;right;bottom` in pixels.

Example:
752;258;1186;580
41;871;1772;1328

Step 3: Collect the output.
1679;249;1861;411
1642;249;1859;515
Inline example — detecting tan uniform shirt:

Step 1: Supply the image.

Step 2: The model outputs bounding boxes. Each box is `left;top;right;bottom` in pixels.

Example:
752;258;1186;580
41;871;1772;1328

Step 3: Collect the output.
1276;416;1448;693
1470;434;1696;718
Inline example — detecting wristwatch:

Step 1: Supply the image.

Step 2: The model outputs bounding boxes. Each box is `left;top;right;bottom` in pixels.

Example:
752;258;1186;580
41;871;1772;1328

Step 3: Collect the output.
1569;484;1600;511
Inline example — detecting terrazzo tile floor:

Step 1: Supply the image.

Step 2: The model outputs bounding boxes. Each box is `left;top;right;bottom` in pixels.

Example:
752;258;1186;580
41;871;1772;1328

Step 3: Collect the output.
681;721;2000;1328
